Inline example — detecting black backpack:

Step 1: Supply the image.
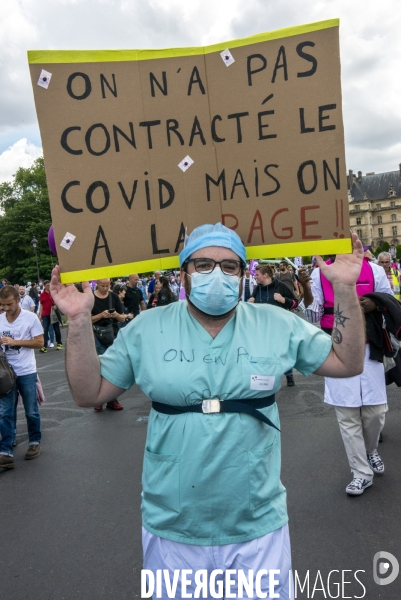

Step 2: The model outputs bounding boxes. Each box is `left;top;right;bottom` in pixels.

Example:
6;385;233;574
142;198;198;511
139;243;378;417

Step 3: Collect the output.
0;348;17;397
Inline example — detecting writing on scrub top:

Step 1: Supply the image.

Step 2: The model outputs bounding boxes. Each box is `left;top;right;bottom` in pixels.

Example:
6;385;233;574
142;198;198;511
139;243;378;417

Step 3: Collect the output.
162;347;275;365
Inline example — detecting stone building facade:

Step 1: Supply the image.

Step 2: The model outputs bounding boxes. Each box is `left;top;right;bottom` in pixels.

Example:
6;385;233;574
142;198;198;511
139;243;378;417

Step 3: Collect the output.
348;164;401;249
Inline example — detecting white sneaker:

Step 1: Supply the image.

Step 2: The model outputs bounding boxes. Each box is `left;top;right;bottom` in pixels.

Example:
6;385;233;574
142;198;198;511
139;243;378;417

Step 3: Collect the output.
367;450;385;474
49;343;54;348
346;478;372;496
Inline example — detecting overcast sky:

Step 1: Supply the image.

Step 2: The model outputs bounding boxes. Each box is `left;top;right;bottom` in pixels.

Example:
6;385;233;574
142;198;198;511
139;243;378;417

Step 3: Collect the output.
1;0;400;183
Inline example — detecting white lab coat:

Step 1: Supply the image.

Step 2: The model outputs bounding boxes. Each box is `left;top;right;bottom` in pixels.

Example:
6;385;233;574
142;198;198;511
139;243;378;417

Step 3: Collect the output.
309;262;393;407
241;275;256;301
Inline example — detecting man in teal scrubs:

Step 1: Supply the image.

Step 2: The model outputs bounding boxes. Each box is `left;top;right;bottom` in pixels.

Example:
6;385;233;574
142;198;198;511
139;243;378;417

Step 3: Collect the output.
51;224;365;597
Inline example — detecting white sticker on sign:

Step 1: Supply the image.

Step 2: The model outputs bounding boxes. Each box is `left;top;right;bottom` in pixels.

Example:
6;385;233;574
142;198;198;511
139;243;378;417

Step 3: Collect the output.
178;155;194;172
37;69;52;89
250;375;275;391
60;232;76;250
220;49;235;67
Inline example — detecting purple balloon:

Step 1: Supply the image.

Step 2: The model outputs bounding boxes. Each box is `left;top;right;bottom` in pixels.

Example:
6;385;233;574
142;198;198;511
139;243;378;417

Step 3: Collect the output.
48;225;57;255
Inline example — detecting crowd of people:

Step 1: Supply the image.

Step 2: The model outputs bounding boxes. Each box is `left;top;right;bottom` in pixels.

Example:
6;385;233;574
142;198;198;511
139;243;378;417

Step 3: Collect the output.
1;226;400;596
0;246;400;460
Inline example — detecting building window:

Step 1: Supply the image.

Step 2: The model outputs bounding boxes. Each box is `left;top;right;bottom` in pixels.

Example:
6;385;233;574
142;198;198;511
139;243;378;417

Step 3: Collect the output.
391;201;396;208
378;215;382;224
357;229;363;238
356;217;362;225
355;205;360;211
393;226;397;236
376;203;381;209
392;214;396;221
379;228;383;238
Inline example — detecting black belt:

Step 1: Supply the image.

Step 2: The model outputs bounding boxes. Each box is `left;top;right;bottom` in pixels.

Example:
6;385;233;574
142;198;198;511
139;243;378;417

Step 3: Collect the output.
152;395;280;432
323;307;334;315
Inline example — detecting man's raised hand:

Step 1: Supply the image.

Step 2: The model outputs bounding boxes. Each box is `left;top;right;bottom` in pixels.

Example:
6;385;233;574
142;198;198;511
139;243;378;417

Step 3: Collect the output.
315;232;363;287
50;265;94;320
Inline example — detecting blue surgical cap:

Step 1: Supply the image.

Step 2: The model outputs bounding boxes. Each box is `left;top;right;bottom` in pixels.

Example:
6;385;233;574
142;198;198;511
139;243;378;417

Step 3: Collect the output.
179;223;246;267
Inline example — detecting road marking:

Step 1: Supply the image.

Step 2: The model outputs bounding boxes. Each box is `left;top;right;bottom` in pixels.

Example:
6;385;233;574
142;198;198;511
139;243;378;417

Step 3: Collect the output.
37;359;65;371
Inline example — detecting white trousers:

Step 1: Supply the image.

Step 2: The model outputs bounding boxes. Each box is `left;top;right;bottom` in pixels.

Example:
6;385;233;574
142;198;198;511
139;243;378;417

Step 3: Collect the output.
142;525;293;599
335;404;387;480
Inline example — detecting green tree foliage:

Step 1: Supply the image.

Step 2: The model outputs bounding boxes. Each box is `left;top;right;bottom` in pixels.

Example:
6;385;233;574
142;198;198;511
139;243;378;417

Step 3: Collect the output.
396;245;401;260
381;241;390;252
0;157;55;284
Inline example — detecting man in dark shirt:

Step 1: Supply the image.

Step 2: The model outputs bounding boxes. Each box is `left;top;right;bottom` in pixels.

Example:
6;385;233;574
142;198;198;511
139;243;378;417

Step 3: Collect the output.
277;261;298;296
123;274;147;318
91;279;125;411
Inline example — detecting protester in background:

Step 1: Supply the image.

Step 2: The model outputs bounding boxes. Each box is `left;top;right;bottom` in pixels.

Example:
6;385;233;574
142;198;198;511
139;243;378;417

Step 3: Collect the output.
113;283;133;328
249;264;298;386
169;276;179;299
277;261;298;297
300;252;394;495
158;276;177;307
38;281;63;353
147;281;162;308
29;282;39;313
147;277;176;309
19;286;35;312
124;274;147;319
137;279;148;303
0;285;44;469
378;251;400;300
140;278;148;299
91;278;126;411
241;268;256;302
147;271;161;295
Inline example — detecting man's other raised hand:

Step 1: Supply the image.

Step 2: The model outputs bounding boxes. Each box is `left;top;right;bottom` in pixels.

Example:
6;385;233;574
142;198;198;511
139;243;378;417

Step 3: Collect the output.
50;265;94;320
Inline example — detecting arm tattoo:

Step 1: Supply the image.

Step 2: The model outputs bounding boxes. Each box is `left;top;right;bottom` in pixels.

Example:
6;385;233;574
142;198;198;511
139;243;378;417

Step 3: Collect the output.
332;327;343;344
334;304;350;328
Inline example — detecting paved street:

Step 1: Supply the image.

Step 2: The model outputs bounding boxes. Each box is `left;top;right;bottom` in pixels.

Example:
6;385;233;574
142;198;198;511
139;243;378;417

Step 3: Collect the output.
1;327;401;599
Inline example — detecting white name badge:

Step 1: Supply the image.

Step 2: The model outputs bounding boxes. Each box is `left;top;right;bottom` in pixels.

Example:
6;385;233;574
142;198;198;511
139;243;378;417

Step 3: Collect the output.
250;375;275;391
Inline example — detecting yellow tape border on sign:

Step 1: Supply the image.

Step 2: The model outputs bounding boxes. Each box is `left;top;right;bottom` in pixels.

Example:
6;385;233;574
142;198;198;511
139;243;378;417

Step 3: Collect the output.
59;237;351;283
28;19;339;64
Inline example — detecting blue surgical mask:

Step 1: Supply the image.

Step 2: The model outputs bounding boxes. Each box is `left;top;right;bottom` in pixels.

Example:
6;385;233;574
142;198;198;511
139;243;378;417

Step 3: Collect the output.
189;268;240;316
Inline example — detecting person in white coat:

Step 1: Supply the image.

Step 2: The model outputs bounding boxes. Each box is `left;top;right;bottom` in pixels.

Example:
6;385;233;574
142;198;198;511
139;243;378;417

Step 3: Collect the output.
300;254;393;495
241;268;256;302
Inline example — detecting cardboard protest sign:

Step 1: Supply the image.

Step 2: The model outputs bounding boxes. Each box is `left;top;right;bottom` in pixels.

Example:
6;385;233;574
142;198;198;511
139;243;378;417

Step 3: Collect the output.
28;18;350;284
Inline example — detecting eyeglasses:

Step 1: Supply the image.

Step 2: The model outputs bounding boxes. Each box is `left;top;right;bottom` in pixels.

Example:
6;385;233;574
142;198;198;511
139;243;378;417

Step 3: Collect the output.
185;258;243;276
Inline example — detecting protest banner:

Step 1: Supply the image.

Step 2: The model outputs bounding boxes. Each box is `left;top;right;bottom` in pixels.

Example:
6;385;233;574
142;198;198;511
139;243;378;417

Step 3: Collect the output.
28;18;350;283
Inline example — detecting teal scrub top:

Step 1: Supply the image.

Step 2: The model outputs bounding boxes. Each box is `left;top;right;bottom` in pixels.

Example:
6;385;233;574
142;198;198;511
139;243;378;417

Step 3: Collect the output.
99;301;332;545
